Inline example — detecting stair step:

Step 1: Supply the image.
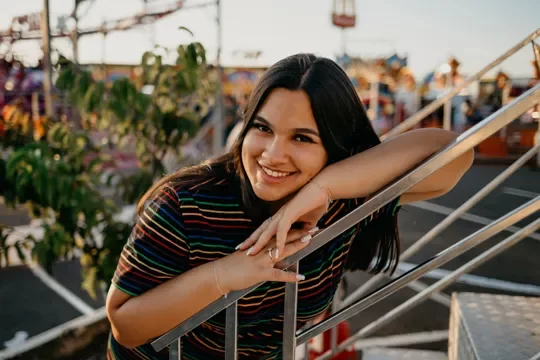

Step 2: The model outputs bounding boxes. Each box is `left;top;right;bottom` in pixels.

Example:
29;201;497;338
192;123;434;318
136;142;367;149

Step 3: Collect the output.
362;347;447;360
449;292;540;360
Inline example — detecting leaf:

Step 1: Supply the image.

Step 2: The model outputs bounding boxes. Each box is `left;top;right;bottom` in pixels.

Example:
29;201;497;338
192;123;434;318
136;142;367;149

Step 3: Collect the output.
14;242;26;263
81;266;99;299
55;67;75;90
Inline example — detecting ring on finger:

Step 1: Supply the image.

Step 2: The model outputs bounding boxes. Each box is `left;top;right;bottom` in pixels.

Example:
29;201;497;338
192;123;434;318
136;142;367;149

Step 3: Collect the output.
267;248;275;262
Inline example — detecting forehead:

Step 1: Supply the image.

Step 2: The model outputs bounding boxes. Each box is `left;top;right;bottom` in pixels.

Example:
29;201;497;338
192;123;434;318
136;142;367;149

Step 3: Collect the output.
257;88;316;128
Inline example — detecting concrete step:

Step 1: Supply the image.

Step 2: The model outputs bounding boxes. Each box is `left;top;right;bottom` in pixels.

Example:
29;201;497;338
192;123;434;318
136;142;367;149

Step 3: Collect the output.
362;347;447;360
449;292;540;360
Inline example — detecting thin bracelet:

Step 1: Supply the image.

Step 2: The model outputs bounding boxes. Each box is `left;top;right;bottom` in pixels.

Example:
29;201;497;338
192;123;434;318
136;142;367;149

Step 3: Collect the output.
310;179;334;205
213;261;227;298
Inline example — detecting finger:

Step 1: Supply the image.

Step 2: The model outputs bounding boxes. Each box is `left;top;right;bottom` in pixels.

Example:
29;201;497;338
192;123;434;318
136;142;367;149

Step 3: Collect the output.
261;230;313;267
267;268;305;283
279;235;311;259
236;216;272;251
275;219;293;256
249;214;282;255
250;220;279;256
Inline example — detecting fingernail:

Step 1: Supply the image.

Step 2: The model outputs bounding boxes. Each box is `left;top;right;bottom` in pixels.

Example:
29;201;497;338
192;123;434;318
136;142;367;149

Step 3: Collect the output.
296;274;305;281
308;227;319;234
235;243;242;250
301;235;312;243
246;246;254;255
275;249;279;259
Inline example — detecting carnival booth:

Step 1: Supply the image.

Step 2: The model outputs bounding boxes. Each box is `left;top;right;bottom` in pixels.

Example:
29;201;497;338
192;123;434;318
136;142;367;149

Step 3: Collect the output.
341;53;416;136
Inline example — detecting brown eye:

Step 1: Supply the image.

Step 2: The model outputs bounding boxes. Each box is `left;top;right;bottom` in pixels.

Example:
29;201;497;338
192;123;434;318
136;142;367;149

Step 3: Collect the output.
255;124;271;133
293;134;314;143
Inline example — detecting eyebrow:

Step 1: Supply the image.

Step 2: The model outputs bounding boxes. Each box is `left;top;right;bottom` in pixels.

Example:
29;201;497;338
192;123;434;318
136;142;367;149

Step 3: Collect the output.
254;115;320;137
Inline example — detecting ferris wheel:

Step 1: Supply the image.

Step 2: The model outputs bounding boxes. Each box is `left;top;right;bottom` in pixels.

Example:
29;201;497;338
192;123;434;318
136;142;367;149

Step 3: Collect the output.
332;0;356;55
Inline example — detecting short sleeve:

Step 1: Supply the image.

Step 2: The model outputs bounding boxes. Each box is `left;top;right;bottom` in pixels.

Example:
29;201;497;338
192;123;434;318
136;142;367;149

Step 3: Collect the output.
112;185;191;297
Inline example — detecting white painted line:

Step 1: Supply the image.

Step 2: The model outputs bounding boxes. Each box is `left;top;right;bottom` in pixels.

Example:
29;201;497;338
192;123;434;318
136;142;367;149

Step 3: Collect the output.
398;262;540;296
529;351;540;360
352;330;449;350
503;187;540;199
409;200;540;241
0;307;107;359
28;264;95;316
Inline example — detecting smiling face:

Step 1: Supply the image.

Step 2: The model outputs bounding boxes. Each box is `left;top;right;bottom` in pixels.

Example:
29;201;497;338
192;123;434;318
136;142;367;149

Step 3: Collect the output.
241;88;328;203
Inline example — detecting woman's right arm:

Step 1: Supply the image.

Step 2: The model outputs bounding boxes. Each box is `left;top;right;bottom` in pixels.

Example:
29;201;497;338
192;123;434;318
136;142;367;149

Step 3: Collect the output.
106;186;311;348
106;258;225;348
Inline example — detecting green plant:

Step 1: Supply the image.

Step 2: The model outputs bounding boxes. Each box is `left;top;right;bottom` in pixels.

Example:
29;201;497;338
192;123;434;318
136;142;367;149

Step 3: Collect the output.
56;42;212;202
3;123;131;296
0;39;212;297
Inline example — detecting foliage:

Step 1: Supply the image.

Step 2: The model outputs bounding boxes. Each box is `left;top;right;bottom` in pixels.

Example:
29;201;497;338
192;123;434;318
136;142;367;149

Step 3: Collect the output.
55;42;212;202
0;40;211;297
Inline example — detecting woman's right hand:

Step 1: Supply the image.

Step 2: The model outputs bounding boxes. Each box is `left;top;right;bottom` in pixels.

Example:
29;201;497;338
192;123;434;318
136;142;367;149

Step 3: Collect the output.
215;229;314;293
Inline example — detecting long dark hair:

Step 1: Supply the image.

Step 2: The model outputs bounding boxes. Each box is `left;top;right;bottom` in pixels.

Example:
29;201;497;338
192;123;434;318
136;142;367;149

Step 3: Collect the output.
137;53;400;274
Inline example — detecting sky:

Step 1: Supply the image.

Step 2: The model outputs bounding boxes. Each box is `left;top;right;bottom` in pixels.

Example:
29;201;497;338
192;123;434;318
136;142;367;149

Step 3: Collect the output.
1;0;539;80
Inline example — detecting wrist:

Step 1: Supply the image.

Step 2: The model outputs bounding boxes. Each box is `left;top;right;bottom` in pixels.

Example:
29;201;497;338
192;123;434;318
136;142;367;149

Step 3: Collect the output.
310;172;335;204
213;259;229;296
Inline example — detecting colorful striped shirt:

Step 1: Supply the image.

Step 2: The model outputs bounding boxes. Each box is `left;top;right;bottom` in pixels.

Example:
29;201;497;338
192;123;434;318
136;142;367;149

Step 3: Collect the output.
108;175;401;359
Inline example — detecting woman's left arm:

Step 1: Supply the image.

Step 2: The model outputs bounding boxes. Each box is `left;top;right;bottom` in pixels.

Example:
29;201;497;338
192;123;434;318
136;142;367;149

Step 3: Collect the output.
242;128;474;256
315;128;474;205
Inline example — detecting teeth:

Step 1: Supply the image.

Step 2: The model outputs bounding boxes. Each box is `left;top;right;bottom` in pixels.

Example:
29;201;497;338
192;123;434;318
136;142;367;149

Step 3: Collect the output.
261;166;290;178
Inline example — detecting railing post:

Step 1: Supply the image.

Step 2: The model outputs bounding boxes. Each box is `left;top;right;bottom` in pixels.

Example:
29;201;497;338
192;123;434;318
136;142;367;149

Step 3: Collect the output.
319;216;540;359
443;100;452;131
169;338;181;360
381;28;540;140
296;196;540;347
341;142;540;306
535;115;540;168
225;302;238;360
283;262;299;360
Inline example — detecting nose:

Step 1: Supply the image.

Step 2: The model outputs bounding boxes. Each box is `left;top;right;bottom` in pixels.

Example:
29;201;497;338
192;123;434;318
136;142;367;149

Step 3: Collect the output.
262;136;288;164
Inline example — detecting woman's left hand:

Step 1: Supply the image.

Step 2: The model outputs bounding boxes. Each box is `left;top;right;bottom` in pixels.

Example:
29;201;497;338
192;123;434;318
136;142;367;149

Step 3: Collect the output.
237;181;332;258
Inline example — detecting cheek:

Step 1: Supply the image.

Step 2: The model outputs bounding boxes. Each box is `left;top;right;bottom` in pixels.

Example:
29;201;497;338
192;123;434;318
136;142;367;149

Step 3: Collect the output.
241;133;261;164
296;147;328;176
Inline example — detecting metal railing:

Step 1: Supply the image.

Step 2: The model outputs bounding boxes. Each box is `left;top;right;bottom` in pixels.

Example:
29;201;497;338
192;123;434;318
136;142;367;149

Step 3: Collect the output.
340;142;540;310
381;28;540;140
149;81;540;358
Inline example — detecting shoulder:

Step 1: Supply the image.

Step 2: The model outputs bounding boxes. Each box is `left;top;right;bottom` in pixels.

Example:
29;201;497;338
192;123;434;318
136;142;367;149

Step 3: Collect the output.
165;172;247;229
169;173;240;209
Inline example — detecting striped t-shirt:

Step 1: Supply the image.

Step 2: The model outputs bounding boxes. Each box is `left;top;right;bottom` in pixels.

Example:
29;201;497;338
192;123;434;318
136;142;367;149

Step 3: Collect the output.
108;175;400;359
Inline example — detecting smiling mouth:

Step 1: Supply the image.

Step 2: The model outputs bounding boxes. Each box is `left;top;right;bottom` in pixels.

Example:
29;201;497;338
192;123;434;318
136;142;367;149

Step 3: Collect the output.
260;165;294;178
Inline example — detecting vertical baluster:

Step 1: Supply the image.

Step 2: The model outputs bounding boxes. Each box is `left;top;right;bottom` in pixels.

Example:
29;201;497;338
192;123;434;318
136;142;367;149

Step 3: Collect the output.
169;337;181;360
330;281;344;353
283;262;299;360
225;301;238;360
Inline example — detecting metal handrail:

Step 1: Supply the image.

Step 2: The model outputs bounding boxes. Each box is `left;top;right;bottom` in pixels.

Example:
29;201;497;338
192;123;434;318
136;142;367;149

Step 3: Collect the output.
298;196;540;347
318;216;540;359
380;28;540;141
151;84;540;356
341;142;540;307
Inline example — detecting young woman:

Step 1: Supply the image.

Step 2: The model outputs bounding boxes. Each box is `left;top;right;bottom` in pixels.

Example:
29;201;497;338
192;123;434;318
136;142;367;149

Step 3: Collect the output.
106;53;473;359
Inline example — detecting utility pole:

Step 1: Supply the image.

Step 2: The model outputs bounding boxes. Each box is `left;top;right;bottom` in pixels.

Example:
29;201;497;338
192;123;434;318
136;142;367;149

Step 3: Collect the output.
71;18;79;64
212;0;224;155
41;0;54;117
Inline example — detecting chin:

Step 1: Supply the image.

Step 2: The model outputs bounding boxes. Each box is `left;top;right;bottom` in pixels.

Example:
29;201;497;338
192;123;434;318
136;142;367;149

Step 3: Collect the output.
252;185;290;202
